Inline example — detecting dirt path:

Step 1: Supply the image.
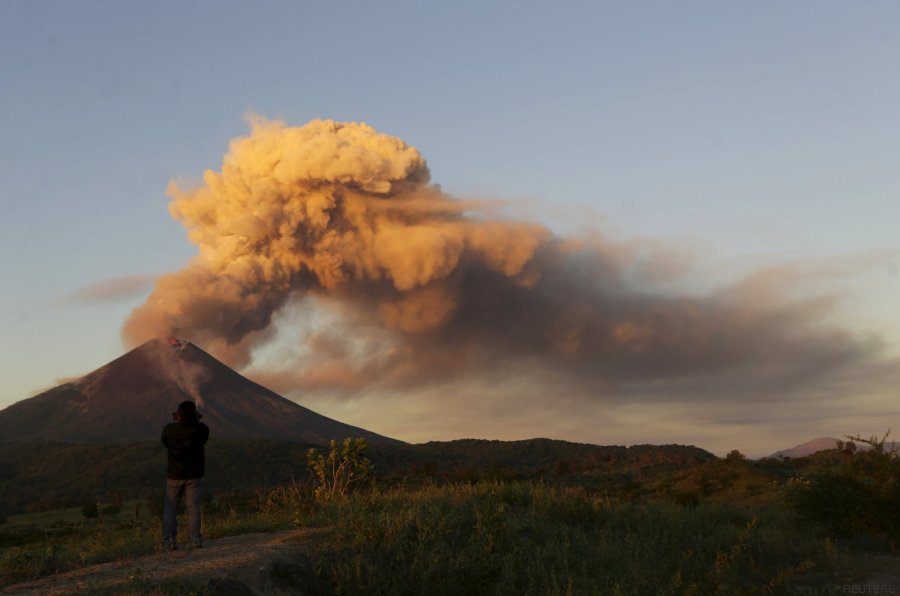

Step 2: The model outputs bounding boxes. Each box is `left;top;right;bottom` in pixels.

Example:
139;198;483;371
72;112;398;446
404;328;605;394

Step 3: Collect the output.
1;529;330;595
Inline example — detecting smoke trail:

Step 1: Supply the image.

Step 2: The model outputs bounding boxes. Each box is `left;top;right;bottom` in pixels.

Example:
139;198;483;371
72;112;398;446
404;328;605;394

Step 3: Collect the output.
124;117;873;395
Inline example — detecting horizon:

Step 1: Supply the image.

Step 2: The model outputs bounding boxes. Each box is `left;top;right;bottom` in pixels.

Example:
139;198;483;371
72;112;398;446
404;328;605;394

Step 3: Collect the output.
0;336;880;460
1;2;898;459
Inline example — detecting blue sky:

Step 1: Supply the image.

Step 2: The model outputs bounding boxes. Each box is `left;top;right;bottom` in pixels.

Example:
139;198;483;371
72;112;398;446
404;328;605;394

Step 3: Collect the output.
1;1;898;455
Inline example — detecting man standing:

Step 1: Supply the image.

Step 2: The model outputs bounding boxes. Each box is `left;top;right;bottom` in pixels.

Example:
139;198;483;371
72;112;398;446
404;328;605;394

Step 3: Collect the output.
161;400;209;550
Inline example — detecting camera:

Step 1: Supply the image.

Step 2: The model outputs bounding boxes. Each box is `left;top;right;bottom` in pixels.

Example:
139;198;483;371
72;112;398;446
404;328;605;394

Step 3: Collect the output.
171;410;203;421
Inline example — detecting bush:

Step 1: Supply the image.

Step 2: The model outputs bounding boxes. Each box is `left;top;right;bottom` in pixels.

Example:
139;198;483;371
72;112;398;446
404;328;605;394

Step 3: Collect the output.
81;502;99;519
306;438;373;503
146;494;163;517
785;431;900;541
100;504;121;517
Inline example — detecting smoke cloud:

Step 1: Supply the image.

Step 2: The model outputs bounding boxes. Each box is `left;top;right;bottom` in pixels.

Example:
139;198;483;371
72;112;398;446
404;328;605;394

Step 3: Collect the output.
62;274;155;304
124;117;882;413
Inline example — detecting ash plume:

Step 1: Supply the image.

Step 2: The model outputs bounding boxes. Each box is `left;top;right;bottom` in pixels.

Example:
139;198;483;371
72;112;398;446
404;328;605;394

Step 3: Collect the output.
123;117;877;401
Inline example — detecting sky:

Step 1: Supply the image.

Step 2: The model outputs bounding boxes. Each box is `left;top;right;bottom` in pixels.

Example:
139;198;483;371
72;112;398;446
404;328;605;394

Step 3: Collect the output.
1;1;898;457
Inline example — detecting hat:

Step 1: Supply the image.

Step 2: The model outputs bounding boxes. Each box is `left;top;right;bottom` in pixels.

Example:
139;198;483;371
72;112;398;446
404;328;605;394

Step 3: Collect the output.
177;400;197;414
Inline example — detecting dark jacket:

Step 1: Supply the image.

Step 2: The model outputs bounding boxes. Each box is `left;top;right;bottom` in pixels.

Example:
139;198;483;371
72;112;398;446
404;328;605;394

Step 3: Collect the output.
161;419;210;480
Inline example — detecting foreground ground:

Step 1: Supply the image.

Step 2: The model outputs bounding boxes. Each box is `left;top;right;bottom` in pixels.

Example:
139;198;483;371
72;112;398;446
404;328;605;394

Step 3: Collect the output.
3;527;899;595
1;529;329;596
2;442;899;594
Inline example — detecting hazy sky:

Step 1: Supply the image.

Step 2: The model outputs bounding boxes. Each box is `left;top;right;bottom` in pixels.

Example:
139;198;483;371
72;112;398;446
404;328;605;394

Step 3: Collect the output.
1;1;898;456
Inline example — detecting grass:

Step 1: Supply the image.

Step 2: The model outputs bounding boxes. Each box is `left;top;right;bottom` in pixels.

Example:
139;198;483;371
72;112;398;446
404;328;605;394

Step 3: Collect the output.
69;576;216;596
4;505;87;529
0;494;295;586
0;479;877;594
303;481;842;595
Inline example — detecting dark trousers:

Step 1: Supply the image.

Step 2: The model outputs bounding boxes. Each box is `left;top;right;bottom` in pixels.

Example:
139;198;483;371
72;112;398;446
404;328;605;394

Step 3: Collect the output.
163;477;202;546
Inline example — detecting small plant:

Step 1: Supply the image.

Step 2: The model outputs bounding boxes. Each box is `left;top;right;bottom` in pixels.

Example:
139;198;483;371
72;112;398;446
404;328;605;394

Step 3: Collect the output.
81;502;99;519
146;494;163;518
259;481;309;527
306;437;373;503
101;504;121;517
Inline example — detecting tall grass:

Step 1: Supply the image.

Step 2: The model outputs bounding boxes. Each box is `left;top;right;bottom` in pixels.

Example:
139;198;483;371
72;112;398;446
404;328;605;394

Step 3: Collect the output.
0;496;296;586
0;518;162;584
307;481;836;595
2;481;847;594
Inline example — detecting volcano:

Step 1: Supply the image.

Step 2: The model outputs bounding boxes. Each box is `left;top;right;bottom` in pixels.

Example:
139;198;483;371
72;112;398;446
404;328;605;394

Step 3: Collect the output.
0;338;401;445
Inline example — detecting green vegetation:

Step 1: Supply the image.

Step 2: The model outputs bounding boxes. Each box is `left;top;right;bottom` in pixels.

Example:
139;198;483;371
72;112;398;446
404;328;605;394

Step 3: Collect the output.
0;438;713;515
0;493;295;586
303;481;831;595
307;438;374;503
784;432;900;545
2;435;899;593
81;501;99;519
70;577;214;596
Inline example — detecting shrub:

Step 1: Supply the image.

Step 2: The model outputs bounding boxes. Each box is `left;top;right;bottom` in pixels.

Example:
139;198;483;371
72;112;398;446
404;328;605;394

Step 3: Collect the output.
81;502;99;519
100;504;121;517
785;431;900;541
146;494;164;517
306;438;373;503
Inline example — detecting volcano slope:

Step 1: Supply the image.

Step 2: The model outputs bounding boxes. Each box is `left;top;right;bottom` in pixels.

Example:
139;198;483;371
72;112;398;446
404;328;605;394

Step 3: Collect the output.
0;338;399;445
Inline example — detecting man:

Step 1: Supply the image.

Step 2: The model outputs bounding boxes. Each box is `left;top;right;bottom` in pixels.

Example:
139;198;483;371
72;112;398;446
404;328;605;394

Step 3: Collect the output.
161;400;210;550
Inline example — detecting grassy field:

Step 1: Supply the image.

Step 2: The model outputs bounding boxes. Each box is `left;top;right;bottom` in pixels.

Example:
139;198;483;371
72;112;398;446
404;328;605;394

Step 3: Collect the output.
2;439;897;594
0;480;863;594
5;506;86;528
304;481;849;595
0;495;294;586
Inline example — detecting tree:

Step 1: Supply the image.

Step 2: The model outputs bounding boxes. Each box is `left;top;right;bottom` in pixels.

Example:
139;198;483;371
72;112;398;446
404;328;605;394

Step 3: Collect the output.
725;450;746;463
307;437;374;503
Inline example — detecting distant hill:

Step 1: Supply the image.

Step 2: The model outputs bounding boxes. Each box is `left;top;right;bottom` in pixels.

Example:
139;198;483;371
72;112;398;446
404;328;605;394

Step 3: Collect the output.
769;437;841;459
0;438;718;515
769;436;900;459
369;438;716;475
0;338;399;445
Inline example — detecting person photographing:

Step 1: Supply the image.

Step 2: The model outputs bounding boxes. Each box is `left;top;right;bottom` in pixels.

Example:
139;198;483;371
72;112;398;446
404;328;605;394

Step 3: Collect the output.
161;400;209;550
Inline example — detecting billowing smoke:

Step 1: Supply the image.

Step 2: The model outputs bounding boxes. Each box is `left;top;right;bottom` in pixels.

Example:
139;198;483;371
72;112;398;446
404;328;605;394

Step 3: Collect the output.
124;118;547;363
124;117;875;402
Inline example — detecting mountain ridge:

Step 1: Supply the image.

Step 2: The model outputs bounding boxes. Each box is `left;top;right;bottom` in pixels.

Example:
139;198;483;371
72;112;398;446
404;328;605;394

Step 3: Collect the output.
768;437;840;459
0;338;400;445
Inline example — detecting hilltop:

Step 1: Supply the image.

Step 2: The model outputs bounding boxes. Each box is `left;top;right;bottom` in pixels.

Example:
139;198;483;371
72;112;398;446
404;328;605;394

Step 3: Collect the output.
0;339;398;445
